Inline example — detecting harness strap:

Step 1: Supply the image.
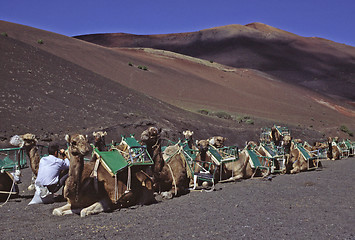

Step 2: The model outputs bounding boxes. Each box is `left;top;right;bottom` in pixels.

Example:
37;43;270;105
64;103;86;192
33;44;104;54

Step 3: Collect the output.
91;157;100;193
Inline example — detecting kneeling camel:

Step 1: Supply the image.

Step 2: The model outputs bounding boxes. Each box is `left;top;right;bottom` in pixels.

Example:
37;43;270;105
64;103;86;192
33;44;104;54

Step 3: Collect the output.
53;133;154;217
141;127;190;199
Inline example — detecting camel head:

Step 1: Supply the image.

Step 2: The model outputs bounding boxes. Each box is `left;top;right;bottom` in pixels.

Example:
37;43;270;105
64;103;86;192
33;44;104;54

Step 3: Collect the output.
197;140;209;153
283;135;292;146
245;141;258;150
183;130;194;141
282;135;292;154
65;134;90;156
140;127;160;146
20;133;38;148
208;136;227;148
9;135;25;147
93;131;107;144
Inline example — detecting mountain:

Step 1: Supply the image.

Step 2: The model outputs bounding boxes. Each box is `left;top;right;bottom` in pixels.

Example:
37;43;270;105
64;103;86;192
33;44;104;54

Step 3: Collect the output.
75;23;355;104
0;20;354;147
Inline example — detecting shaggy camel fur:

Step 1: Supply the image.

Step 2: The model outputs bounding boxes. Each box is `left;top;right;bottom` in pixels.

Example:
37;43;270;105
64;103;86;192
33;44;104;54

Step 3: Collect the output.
53;134;154;217
141;127;190;199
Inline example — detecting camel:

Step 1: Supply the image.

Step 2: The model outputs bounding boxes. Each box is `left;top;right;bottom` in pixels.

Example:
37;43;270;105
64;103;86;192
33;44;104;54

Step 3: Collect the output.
196;140;261;183
327;137;341;160
283;135;318;174
183;130;195;149
270;126;282;146
141;127;190;199
92;131;107;151
19;133;41;191
208;136;227;148
52;133;154;217
216;149;256;182
254;141;284;173
90;131;107;162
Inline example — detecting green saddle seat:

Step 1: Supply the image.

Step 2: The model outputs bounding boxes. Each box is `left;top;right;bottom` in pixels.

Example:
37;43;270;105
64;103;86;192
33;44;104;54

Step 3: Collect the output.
94;148;129;176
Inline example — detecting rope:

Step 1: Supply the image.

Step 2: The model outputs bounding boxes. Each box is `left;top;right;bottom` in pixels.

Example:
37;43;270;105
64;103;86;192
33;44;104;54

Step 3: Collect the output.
126;166;131;192
167;163;177;196
0;172;16;208
115;174;118;202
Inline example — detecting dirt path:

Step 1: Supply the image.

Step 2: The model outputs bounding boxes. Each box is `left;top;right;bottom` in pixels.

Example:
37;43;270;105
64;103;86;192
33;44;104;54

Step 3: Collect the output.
1;158;354;239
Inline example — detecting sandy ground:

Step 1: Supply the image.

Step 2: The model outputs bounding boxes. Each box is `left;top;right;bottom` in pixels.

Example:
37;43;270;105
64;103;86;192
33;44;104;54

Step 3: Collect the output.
0;158;354;239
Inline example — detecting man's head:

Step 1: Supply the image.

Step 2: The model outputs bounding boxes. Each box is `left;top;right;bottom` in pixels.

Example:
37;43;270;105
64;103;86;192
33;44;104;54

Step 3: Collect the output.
48;144;60;156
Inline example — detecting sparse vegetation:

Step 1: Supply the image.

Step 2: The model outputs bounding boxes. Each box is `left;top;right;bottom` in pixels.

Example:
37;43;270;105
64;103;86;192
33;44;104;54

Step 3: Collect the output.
138;65;148;71
197;109;209;115
340;125;353;137
245;119;254;125
1;32;8;37
211;111;233;120
236;115;251;123
37;39;44;44
128;62;133;66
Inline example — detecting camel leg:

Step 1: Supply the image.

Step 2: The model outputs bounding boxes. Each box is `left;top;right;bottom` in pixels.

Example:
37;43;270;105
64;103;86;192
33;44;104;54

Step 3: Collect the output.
28;175;36;191
160;191;173;199
80;200;110;217
52;203;73;216
219;174;243;183
290;168;299;174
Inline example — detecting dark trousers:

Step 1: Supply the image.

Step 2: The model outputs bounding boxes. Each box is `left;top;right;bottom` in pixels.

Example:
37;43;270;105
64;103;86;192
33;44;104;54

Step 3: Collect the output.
46;170;69;194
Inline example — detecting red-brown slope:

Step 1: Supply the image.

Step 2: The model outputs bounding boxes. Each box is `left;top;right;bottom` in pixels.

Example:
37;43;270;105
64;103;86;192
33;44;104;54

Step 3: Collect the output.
1;32;266;147
1;20;354;141
75;23;355;104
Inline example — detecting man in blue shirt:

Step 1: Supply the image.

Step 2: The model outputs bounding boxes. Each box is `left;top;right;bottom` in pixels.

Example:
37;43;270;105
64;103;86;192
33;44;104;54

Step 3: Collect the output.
35;144;70;194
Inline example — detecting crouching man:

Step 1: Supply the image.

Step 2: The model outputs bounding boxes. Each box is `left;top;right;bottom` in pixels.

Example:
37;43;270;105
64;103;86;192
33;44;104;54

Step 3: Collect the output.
29;144;69;205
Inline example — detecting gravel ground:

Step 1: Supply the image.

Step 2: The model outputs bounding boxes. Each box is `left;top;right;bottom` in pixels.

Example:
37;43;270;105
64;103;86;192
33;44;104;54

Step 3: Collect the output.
0;158;354;240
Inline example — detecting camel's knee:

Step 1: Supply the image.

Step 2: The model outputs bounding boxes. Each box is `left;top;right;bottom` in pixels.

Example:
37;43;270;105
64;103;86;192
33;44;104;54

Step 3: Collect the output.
161;191;173;199
80;201;107;217
53;203;72;216
27;183;35;191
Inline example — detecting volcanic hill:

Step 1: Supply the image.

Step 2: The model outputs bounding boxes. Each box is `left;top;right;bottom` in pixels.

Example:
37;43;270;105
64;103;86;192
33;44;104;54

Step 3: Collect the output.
75;23;355;104
0;20;354;147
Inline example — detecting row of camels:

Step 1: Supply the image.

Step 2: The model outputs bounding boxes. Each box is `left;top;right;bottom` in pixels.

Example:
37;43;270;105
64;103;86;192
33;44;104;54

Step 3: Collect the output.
1;126;352;216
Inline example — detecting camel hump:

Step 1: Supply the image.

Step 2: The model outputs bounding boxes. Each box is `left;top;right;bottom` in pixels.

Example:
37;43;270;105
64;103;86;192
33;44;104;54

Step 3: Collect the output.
162;143;181;162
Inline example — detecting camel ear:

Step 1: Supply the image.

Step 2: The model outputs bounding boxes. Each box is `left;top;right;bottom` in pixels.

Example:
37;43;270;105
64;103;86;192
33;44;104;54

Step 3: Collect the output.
65;134;71;143
103;131;107;136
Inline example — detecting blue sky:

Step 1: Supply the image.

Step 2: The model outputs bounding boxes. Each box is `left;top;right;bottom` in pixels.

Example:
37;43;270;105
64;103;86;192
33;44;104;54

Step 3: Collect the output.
1;0;355;46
